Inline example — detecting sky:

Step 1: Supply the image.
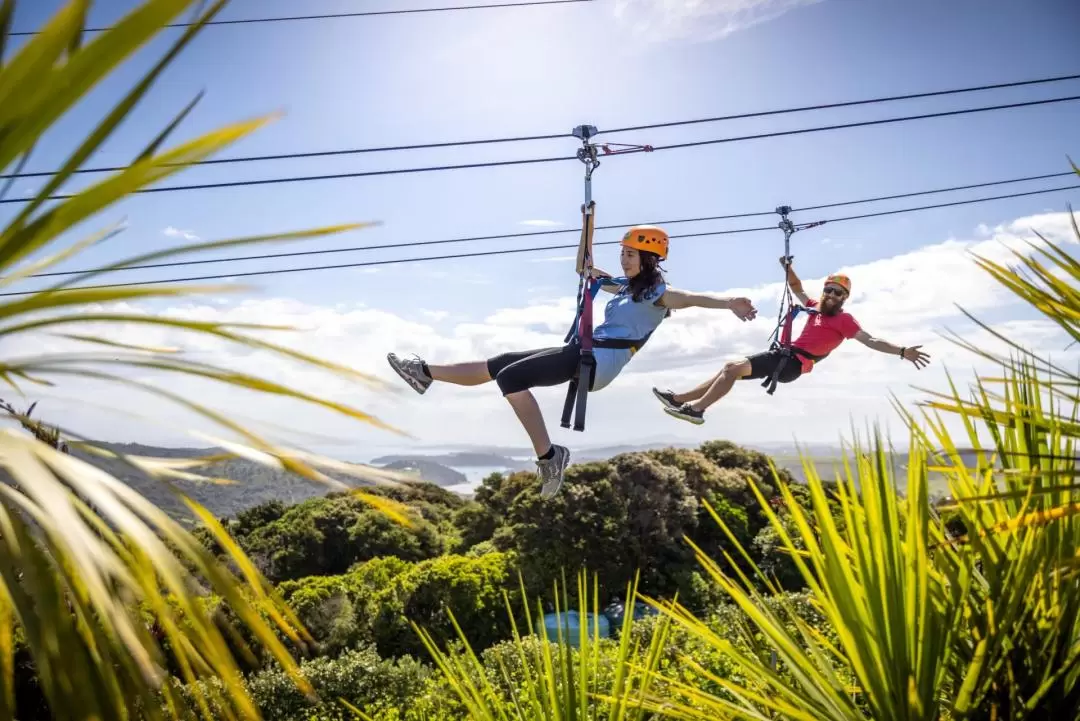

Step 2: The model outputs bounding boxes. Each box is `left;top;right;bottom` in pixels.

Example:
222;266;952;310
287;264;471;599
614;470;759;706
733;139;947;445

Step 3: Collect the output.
2;0;1080;460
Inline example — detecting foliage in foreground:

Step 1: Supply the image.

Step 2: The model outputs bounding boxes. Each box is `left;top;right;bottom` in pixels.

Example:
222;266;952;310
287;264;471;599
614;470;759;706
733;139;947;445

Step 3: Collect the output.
415;573;672;721
0;1;416;718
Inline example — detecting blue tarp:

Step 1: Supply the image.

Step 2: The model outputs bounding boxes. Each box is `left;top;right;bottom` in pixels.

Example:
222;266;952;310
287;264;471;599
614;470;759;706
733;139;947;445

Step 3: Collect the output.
538;611;611;647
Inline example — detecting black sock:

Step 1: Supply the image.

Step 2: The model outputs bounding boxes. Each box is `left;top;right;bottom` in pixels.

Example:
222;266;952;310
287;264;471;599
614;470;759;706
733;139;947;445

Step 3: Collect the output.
538;446;555;461
420;361;431;378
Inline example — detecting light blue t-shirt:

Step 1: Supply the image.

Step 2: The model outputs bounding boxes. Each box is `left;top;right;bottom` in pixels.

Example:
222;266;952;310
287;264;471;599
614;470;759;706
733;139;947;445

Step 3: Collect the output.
588;277;669;391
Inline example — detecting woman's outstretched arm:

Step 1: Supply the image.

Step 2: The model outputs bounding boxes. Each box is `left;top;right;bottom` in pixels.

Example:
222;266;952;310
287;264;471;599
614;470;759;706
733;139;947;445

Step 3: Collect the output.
657;288;758;321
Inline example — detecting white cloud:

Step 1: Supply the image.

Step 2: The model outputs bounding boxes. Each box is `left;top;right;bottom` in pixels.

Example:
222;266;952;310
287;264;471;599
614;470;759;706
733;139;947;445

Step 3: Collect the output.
163;226;200;241
14;211;1079;457
518;220;564;227
612;0;824;43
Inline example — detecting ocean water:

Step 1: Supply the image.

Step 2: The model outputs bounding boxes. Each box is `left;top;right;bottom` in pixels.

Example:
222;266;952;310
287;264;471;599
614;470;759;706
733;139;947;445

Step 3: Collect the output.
349;443;534;497
442;463;530;496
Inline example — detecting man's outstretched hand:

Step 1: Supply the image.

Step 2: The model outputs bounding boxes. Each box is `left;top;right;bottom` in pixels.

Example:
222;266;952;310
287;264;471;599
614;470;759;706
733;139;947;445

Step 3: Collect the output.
902;345;931;369
729;297;757;321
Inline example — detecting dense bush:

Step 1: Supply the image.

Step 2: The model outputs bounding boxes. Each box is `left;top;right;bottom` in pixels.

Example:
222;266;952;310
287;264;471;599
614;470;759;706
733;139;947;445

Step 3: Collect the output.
368;551;522;658
272;550;522;660
174;439;840;717
217;492;449;582
470;446;800;607
176;645;439;721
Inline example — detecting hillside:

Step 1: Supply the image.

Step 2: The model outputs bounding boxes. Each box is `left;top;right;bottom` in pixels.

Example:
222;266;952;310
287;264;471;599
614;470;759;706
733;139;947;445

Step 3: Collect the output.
68;438;980;526
70;442;467;524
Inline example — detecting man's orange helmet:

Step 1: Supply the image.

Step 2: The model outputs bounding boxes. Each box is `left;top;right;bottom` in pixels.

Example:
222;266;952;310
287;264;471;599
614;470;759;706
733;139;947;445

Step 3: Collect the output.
825;273;851;294
621;225;669;261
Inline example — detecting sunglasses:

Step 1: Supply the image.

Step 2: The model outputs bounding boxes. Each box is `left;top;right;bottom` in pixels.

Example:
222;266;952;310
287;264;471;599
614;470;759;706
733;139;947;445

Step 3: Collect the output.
822;286;847;297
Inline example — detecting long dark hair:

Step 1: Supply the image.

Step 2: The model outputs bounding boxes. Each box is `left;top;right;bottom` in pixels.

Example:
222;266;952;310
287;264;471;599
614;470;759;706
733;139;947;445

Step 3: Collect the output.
627;250;664;302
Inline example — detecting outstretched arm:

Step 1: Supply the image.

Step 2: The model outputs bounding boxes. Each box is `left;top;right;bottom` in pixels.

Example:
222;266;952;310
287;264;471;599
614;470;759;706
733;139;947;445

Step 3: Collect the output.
854;329;931;368
780;256;812;305
657;288;757;321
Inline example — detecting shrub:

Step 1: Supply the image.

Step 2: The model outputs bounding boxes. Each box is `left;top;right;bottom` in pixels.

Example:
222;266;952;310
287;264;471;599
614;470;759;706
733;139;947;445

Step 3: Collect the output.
366;552;522;659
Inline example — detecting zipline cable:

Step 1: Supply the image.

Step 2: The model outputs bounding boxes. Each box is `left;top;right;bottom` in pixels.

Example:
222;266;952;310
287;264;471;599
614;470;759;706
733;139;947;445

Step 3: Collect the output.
3;93;1077;206
647;94;1080;152
8;0;595;36
3;72;1078;181
598;71;1080;135
21;170;1078;279
3;182;1074;298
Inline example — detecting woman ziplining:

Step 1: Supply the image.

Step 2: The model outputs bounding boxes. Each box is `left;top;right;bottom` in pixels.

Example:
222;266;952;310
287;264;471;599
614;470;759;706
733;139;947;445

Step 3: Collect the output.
386;224;757;499
654;219;931;425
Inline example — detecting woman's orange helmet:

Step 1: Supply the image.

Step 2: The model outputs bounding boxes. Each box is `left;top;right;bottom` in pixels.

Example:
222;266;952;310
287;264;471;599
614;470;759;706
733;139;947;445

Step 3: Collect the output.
621;225;669;261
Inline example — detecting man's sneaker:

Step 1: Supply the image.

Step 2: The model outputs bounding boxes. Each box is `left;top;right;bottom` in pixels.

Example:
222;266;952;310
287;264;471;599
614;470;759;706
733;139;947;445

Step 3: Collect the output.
651;387;679;410
387;352;432;395
664;402;705;425
537;445;570;499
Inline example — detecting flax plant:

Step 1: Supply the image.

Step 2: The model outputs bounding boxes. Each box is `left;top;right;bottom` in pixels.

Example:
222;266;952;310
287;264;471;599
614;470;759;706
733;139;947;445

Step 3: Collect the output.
631;184;1080;720
0;1;413;719
412;573;673;721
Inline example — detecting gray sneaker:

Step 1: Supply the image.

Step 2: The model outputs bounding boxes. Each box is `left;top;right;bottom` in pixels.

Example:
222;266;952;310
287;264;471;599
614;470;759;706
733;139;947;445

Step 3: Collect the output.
664;402;705;425
537;445;570;499
651;387;679;410
387;352;433;395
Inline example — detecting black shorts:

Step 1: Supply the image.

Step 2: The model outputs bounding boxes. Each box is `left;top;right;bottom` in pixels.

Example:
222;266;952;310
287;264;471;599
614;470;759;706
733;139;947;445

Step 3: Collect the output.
743;349;804;385
486;342;589;396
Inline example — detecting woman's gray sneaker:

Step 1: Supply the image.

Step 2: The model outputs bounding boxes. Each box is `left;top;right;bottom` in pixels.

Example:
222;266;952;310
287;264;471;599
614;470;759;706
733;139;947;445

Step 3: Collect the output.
537;445;570;499
387;353;433;395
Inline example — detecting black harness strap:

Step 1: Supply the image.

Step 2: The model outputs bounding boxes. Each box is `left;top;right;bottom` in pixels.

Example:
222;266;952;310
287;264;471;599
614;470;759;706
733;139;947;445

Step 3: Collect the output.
594;332;653;351
762;343;828;395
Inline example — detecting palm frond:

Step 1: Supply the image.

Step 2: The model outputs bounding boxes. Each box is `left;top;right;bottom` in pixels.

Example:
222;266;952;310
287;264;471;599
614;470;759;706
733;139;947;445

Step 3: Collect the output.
0;1;412;717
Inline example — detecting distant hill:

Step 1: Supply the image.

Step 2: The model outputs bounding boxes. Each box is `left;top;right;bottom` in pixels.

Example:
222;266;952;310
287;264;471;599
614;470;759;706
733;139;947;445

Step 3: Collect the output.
69;442;339;525
371;452;531;471
68;442;470;525
67;439;995;526
379;459;468;486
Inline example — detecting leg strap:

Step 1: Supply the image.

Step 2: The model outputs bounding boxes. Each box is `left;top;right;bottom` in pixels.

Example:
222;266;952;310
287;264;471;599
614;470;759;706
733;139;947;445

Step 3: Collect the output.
762;345;792;396
560;351;595;431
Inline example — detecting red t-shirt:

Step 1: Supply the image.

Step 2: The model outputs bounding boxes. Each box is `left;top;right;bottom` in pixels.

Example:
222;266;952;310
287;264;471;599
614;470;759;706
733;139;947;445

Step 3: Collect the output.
791;298;861;373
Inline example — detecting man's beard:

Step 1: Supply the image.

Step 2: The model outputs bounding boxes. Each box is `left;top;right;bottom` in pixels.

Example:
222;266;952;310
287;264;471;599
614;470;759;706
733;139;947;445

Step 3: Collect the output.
820;298;843;316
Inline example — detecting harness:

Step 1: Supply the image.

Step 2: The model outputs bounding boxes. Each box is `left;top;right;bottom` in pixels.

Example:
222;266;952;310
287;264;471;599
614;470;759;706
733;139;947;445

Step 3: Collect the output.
559;125;653;432
763;205;828;396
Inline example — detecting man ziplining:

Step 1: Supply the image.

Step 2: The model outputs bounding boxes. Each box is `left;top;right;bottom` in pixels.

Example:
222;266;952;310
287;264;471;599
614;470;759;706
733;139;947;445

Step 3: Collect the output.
654;257;931;425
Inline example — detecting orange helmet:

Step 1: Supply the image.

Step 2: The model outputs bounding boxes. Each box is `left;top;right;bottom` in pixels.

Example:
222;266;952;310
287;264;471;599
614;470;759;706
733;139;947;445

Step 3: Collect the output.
620;225;669;261
825;273;851;294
